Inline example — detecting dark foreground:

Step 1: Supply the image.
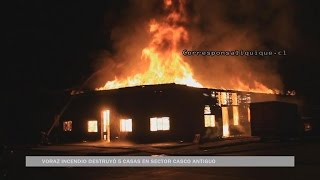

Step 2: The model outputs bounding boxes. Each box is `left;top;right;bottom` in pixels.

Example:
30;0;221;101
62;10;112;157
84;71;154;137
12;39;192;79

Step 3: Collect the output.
1;139;320;180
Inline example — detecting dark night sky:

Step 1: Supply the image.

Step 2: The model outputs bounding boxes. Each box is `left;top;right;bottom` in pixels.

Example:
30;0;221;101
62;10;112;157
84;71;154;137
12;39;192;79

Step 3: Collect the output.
3;0;320;144
5;1;121;91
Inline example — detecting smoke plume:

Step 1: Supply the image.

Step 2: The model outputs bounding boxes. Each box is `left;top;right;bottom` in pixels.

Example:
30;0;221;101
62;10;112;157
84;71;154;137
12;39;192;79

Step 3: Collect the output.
93;0;297;92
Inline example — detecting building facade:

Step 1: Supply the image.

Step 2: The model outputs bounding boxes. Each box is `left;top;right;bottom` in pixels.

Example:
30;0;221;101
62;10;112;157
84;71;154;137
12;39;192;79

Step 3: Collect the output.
58;84;281;143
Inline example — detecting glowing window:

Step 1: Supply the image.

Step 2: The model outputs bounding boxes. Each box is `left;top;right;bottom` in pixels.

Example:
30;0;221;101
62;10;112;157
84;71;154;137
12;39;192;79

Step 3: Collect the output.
88;120;98;132
204;105;211;114
63;121;72;131
222;107;230;137
233;106;239;125
120;119;132;132
247;107;251;122
150;117;170;131
221;92;228;105
102;110;110;132
204;115;215;127
232;93;238;105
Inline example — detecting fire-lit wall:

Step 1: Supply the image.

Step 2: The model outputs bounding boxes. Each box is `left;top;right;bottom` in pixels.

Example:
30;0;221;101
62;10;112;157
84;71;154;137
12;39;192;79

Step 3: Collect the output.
59;84;223;143
213;91;251;137
58;84;292;143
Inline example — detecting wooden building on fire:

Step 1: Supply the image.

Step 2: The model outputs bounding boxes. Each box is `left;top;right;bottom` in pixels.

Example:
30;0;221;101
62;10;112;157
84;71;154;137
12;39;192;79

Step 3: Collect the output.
57;83;296;143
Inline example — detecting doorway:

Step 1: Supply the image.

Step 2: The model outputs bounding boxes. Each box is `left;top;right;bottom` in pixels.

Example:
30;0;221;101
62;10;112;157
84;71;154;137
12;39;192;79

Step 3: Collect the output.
101;110;110;142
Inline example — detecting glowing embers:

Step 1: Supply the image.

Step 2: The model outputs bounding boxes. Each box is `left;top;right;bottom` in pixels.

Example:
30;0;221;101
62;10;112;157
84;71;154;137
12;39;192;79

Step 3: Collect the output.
150;117;170;131
120;119;132;132
216;92;239;106
222;107;230;137
233;106;239;125
238;94;251;104
63;121;72;132
88;120;98;132
204;115;215;127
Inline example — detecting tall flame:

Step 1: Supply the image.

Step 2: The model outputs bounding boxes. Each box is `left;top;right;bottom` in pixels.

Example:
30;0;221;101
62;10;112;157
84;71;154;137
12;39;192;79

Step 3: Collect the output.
97;0;279;94
97;0;202;90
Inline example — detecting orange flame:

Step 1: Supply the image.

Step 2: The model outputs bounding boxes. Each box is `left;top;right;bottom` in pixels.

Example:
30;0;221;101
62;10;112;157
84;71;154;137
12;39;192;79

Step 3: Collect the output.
229;77;280;94
97;0;201;90
97;0;279;94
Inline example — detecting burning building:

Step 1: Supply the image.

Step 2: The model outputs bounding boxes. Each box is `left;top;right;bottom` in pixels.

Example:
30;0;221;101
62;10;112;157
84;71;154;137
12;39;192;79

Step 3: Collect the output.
49;0;300;143
56;83;293;143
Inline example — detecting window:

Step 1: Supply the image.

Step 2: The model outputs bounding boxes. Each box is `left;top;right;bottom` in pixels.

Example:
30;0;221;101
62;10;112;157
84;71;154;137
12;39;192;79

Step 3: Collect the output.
247;107;251;122
220;92;228;105
204;115;215;127
204;105;211;114
150;117;170;131
63;121;72;131
120;119;132;132
231;93;238;105
102;110;110;133
101;110;111;142
88;120;98;132
233;106;239;125
222;107;230;137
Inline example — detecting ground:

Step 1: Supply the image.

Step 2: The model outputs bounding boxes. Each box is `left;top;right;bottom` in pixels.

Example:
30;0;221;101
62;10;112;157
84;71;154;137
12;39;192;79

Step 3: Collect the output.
1;137;319;179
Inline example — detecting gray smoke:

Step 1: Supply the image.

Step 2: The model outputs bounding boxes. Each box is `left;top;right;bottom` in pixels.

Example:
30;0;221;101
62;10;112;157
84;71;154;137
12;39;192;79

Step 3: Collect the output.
93;0;297;91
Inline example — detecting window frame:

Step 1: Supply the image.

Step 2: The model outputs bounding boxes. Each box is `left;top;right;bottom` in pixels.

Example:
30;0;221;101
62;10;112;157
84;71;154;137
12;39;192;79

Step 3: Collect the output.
204;115;215;127
120;119;133;132
150;117;170;131
87;120;98;133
